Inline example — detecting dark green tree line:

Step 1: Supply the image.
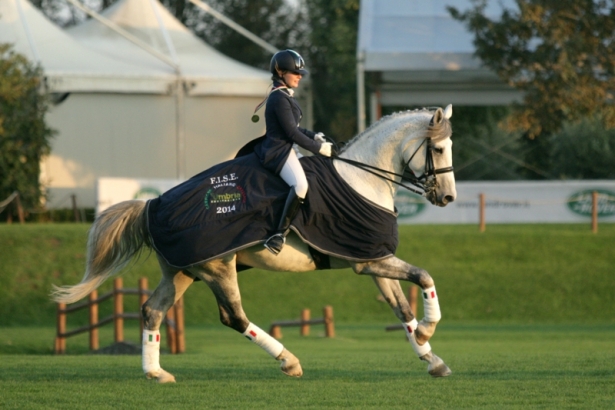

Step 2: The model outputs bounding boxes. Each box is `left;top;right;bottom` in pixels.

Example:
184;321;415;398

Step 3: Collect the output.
0;44;54;214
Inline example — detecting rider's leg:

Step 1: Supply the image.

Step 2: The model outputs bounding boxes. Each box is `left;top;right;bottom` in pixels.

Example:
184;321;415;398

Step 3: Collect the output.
264;150;308;255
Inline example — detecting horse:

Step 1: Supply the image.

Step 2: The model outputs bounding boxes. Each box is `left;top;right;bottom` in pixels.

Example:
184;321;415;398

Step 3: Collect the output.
52;105;457;383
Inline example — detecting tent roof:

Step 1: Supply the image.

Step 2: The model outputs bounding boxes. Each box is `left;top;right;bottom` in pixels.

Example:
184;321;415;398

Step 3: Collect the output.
358;0;521;106
0;0;174;93
68;0;271;97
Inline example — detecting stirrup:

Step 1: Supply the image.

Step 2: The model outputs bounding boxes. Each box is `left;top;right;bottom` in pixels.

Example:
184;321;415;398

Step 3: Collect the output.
264;233;286;255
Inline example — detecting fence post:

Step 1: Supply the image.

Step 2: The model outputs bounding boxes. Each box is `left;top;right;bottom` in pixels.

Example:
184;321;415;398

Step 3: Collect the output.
55;303;66;354
89;290;99;351
592;191;598;233
114;278;123;343
270;324;282;339
138;277;148;337
175;297;185;353
408;286;418;317
14;193;25;224
479;193;486;232
71;194;81;222
300;309;311;336
166;306;177;354
323;306;335;338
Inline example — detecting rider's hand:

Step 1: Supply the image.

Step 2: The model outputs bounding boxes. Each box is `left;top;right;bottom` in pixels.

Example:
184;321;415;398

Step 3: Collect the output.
314;132;326;143
319;142;333;157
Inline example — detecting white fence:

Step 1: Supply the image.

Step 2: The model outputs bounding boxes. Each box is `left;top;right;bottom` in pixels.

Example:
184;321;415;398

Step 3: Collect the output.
98;178;615;224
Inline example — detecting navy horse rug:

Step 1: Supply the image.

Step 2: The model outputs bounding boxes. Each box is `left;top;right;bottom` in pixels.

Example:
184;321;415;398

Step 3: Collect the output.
146;153;398;269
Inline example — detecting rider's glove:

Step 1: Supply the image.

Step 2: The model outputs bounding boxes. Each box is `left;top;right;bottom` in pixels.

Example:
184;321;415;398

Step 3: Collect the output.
319;142;333;157
314;132;326;143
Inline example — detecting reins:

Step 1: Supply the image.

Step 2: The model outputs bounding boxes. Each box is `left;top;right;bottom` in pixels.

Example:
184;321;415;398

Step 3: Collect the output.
331;137;454;198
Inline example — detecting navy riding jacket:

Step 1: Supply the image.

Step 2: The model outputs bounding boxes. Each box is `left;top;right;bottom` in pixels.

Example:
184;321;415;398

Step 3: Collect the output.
254;81;321;174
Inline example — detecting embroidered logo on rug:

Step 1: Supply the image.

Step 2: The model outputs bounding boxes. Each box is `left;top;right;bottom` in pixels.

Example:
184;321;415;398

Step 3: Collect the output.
204;173;246;214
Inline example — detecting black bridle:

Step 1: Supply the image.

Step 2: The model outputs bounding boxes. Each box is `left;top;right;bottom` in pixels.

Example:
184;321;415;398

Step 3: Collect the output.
332;137;454;198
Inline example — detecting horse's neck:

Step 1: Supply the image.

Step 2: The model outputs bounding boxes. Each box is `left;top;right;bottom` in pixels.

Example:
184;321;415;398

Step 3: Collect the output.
334;122;420;212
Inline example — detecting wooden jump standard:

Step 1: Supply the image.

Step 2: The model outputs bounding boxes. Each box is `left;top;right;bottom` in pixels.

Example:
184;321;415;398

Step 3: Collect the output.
55;277;185;354
269;306;334;339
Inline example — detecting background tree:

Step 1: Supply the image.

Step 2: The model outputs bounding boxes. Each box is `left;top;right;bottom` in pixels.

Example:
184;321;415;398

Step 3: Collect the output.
0;44;54;214
449;0;615;179
550;117;615;179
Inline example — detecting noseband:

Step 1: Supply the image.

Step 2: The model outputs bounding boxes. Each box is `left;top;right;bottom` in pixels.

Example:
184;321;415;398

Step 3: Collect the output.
333;137;454;198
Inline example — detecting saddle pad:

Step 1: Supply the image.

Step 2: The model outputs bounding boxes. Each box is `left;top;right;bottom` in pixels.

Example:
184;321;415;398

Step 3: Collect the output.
147;153;398;268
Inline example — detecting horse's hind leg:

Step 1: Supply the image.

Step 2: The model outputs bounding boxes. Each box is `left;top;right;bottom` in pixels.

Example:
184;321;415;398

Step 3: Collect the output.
191;255;303;377
141;255;194;383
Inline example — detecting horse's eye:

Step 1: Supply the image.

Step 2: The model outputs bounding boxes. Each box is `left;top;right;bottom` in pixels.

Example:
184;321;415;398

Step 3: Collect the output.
434;147;444;154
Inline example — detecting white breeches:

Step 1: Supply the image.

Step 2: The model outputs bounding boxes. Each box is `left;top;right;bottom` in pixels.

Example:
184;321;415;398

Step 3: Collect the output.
279;149;308;199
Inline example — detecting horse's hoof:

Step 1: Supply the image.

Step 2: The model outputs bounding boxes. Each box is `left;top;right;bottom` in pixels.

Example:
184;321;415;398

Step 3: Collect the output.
145;368;176;383
426;355;452;378
277;349;303;377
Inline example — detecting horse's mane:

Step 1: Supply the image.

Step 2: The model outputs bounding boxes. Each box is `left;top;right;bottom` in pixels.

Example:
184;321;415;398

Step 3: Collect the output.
339;107;452;154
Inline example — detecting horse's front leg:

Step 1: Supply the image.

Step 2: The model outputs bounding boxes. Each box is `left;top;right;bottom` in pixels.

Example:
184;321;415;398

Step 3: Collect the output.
353;256;441;342
353;257;450;377
370;276;450;377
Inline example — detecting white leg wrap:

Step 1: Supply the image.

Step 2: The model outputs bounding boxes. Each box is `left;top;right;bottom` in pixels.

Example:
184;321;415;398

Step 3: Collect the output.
403;319;431;357
243;323;284;358
142;330;161;374
422;286;442;323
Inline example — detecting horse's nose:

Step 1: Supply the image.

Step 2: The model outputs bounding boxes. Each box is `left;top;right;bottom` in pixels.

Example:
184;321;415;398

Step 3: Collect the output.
444;195;455;204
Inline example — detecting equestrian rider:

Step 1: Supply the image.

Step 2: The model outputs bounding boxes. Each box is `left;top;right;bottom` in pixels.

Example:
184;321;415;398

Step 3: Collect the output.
254;49;333;255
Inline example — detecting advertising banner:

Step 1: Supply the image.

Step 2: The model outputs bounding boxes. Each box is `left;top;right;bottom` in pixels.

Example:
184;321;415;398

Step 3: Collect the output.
395;180;615;224
98;178;615;224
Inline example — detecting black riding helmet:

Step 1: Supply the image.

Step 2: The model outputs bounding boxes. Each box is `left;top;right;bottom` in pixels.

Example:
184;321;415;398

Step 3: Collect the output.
270;49;308;77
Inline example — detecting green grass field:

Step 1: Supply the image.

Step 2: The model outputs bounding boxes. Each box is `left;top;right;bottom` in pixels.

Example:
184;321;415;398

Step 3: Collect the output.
1;324;614;409
1;223;614;326
1;223;614;408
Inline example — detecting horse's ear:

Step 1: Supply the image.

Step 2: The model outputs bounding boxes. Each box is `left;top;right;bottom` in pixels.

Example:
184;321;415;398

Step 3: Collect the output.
430;108;444;126
444;104;453;119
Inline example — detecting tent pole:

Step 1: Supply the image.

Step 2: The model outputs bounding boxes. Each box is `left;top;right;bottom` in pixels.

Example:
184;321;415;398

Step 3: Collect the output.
16;0;40;63
188;0;278;54
175;77;185;180
357;51;366;133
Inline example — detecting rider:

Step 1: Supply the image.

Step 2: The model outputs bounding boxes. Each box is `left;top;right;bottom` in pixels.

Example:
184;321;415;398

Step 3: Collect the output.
255;49;333;255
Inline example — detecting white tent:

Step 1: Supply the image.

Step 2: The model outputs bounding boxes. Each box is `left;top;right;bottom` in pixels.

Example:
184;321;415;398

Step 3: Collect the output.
0;0;173;93
357;0;522;130
67;0;271;97
1;0;271;209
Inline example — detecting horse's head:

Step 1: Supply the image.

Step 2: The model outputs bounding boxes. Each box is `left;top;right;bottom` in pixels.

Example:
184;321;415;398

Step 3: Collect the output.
402;105;456;207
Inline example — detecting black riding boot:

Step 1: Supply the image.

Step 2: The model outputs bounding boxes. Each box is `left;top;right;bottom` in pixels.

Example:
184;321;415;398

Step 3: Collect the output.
264;188;304;255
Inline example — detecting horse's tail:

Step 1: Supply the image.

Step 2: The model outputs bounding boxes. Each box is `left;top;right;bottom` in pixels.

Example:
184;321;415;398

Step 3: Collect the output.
51;200;151;304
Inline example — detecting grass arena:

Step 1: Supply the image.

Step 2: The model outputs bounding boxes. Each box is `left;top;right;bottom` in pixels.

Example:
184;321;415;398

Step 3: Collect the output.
1;224;614;408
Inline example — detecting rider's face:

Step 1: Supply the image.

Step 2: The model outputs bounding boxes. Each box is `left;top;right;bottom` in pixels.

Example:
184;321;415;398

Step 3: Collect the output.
282;72;302;88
